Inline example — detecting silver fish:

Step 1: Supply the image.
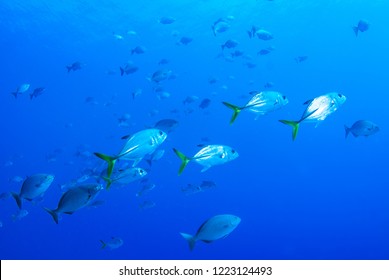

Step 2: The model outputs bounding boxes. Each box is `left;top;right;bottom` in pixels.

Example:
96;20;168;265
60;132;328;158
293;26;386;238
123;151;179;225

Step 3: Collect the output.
44;183;103;224
223;91;288;124
280;92;346;140
11;83;30;98
180;214;241;250
95;128;167;179
173;145;238;175
11;174;54;209
100;237;124;249
345;120;379;138
104;167;147;189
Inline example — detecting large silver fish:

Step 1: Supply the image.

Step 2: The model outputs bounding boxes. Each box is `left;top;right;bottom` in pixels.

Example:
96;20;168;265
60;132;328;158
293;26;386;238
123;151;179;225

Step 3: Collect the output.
345;120;379;138
173;145;238;175
95;128;167;180
180;214;241;250
11;174;54;209
223;91;288;124
44;183;103;224
280;92;346;140
103;167;147;190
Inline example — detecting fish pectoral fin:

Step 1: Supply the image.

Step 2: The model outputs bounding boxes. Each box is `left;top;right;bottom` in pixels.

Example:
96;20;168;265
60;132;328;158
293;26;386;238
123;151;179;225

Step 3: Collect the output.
64;211;75;215
202;240;213;244
132;158;142;167
200;166;211;172
303;99;313;105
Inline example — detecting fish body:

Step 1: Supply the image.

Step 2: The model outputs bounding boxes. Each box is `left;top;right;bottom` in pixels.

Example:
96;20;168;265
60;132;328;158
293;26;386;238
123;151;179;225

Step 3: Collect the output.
256;29;273;40
223;91;288;124
95;129;167;179
120;61;138;76
30;87;46;99
159;16;176;24
131;46;146;55
66;61;82;72
11;174;54;209
279;92;346;140
104;167;147;189
199;98;211;109
221;39;239;50
212;18;230;36
44;183;103;224
153;119;179;133
295;55;308;63
345;120;379;138
100;237;124;249
353;19;369;36
177;36;193;45
173;145;238;175
11;83;30;98
180;214;241;250
151;69;172;83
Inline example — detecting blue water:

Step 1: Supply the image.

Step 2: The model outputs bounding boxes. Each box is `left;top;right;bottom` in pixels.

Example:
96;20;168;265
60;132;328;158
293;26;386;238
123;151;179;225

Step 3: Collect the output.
1;0;388;260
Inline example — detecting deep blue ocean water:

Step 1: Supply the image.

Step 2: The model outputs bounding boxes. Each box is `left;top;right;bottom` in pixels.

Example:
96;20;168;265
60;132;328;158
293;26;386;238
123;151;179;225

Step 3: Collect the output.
0;0;388;260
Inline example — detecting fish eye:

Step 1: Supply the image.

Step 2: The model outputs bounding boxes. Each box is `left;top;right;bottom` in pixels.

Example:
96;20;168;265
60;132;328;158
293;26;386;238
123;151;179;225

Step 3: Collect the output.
282;96;286;99
159;131;164;136
231;149;235;154
338;93;343;98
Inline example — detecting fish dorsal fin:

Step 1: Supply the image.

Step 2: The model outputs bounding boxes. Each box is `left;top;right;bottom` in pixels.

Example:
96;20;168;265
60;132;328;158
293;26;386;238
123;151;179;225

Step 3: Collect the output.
121;134;131;140
303;99;313;105
132;158;142;167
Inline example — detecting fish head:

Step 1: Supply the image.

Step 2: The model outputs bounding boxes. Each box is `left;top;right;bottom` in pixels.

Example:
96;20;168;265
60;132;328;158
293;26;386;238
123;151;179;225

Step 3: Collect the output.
137;168;148;178
228;215;241;227
44;174;55;185
154;129;168;145
334;92;347;106
224;146;239;161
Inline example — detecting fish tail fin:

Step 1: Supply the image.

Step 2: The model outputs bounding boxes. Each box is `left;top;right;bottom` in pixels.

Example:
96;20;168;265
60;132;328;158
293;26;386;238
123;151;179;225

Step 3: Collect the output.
146;159;152;167
344;125;351;139
221;44;225;50
173;148;191;175
179;232;196;251
352;26;359;36
222;102;242;124
102;176;113;190
94;153;117;178
66;66;72;72
30;94;34;100
120;67;124;76
100;240;107;249
44;207;59;224
11;92;18;98
11;192;22;209
279;120;300;141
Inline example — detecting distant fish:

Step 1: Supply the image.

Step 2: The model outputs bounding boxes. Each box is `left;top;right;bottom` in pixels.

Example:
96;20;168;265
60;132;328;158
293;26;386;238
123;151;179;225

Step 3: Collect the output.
153;118;179;133
183;95;199;105
258;46;275;55
11;83;30;98
223;91;288;124
100;237;124;250
66;61;83;72
199;98;211;109
94;128;167;179
256;29;273;40
0;192;11;200
158;58;169;65
136;183;156;197
120;61;138;76
353;19;369;36
132;88;142;99
180;214;241;250
177;36;193;45
150;69;172;83
173;145;238;175
11;174;54;209
157;91;171;100
30;87;46;99
247;25;260;38
279;92;347;140
221;39;239;50
112;32;124;40
345;120;379;138
146;149;165;166
131;45;146;55
44;183;103;224
295;55;308;63
230;49;244;57
212;18;230;36
159;16;176;24
139;200;156;210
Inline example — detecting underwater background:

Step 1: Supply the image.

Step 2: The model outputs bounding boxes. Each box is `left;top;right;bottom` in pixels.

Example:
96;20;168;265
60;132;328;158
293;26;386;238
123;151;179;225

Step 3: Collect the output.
0;0;388;260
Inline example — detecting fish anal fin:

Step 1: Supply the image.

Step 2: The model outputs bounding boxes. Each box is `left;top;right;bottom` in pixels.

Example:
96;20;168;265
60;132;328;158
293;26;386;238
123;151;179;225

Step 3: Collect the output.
200;166;211;172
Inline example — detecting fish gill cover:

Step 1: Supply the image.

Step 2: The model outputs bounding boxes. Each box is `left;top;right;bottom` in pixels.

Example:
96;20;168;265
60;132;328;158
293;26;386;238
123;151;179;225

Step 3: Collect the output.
0;0;388;260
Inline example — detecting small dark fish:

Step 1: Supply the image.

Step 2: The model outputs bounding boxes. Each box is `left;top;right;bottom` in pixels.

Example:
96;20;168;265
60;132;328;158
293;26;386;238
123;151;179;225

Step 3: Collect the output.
200;180;217;189
151;69;172;83
153;118;179;133
221;39;239;50
230;50;244;57
295;56;308;63
183;95;199;105
29;87;46;99
345;120;379;138
208;76;218;84
158;58;169;65
256;29;273;40
247;25;260;38
199;98;211;109
258;46;275;55
353;19;369;36
245;62;257;68
66;61;82;72
159;16;176;24
264;82;274;88
120;61;138;76
11;83;30;98
177;36;193;45
131;46;146;55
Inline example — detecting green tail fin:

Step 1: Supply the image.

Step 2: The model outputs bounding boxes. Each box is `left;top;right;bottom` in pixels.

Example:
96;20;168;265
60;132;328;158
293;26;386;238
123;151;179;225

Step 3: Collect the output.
94;152;117;178
179;232;196;251
279;120;300;141
44;207;59;224
173;148;191;175
102;176;113;190
222;102;242;124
